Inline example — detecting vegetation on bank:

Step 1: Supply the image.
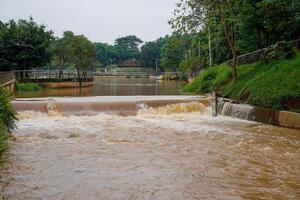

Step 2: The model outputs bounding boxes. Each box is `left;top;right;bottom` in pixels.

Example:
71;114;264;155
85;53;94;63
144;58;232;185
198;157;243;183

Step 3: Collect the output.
184;54;300;111
2;0;300;75
0;88;17;156
16;82;42;92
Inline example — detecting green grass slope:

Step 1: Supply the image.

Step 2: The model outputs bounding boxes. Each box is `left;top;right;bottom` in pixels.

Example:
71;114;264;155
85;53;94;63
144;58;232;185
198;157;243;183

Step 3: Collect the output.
184;54;300;111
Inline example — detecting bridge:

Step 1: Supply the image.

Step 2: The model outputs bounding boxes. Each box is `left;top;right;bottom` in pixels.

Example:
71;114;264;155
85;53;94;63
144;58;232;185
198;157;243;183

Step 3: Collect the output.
14;70;182;81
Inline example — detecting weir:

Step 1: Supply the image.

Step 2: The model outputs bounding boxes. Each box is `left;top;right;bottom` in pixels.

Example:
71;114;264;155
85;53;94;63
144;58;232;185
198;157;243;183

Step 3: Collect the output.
12;96;210;114
217;98;300;129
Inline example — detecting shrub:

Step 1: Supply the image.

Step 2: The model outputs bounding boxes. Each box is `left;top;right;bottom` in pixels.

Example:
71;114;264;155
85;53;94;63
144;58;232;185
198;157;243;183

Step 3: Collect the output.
16;82;41;91
0;88;17;156
0;88;17;133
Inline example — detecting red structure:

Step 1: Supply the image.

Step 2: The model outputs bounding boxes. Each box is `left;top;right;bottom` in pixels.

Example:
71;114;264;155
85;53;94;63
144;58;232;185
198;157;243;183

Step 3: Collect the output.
118;59;141;68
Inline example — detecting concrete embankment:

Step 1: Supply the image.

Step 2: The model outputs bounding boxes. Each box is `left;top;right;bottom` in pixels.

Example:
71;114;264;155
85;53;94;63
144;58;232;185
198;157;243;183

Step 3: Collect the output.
12;96;210;114
217;98;300;129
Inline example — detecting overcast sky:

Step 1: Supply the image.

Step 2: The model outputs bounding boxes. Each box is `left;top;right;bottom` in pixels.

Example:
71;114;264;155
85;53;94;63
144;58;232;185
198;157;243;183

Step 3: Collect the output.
0;0;177;44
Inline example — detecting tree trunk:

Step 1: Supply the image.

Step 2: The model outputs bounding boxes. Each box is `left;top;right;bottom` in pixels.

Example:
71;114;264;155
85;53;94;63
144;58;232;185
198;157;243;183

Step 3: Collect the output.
77;68;82;87
231;49;238;81
219;13;238;81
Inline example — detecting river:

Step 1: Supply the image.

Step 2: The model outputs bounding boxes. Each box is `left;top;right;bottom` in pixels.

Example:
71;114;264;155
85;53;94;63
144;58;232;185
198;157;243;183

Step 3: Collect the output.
15;77;185;98
1;101;300;200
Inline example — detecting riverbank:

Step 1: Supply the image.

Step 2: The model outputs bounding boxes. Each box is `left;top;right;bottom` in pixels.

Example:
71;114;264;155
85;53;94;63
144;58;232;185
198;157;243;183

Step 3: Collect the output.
184;54;300;112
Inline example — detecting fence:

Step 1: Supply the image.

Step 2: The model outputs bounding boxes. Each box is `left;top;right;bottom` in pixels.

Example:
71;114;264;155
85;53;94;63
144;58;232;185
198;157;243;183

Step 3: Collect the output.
0;71;15;86
222;39;300;66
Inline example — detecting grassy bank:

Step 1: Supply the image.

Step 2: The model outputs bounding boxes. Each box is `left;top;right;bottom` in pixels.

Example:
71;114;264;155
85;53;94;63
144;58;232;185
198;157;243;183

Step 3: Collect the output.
185;54;300;111
16;82;42;91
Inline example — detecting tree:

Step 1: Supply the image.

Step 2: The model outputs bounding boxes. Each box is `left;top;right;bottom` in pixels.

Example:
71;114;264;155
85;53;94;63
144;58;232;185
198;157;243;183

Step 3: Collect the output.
52;31;74;78
179;56;204;76
71;35;96;80
170;0;241;80
160;34;192;70
238;0;300;52
140;36;168;68
114;35;143;62
0;17;54;71
95;42;117;66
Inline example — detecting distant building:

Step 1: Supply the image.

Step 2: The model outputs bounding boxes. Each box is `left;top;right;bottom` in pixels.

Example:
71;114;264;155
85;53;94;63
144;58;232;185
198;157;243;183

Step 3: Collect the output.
118;59;141;68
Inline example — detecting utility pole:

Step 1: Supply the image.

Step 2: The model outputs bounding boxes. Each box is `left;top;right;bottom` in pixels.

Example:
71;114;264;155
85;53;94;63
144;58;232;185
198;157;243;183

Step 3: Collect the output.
208;26;212;67
155;59;158;76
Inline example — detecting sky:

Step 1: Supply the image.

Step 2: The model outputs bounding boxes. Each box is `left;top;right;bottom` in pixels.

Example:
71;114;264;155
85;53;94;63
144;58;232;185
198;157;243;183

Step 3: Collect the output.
0;0;177;44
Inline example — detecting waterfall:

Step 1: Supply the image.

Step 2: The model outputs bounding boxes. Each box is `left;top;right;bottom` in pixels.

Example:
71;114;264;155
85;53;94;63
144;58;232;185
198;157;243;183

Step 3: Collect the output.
217;101;255;120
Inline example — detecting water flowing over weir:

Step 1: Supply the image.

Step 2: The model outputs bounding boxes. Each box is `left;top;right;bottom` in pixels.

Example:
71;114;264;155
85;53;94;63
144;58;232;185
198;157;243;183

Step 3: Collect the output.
2;96;300;200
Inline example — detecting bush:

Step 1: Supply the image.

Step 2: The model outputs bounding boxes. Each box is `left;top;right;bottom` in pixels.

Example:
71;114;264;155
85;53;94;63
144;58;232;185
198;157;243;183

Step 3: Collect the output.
0;88;17;133
16;82;41;91
0;88;17;155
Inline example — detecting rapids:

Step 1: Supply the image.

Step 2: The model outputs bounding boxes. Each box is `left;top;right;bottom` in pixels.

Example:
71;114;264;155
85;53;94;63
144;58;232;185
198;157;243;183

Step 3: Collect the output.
1;103;300;200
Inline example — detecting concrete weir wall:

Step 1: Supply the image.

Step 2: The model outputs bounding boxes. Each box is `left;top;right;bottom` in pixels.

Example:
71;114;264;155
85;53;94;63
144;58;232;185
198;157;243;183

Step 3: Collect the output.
12;96;210;114
217;99;300;129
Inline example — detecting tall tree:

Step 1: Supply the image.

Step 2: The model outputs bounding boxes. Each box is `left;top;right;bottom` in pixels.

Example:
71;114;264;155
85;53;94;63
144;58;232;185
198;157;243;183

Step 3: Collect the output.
161;34;192;70
140;36;168;68
0;17;54;71
71;35;96;79
95;42;117;66
170;0;241;80
52;31;74;77
114;35;143;62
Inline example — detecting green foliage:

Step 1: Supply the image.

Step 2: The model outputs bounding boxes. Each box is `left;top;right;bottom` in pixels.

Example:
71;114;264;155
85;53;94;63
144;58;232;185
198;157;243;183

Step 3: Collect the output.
72;35;96;72
0;88;17;156
179;56;204;74
184;65;231;94
170;0;300;79
0;17;54;71
185;54;300;111
140;36;169;68
0;88;17;134
114;35;143;62
161;34;192;69
51;31;75;70
95;42;117;66
16;82;41;91
262;41;296;63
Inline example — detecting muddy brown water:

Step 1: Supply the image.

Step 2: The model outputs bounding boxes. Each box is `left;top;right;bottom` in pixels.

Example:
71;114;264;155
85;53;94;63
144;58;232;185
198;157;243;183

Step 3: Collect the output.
1;103;300;200
15;77;185;98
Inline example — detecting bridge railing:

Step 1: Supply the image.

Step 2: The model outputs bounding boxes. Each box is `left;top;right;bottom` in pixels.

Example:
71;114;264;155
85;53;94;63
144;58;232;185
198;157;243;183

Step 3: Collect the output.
0;71;15;86
14;70;94;81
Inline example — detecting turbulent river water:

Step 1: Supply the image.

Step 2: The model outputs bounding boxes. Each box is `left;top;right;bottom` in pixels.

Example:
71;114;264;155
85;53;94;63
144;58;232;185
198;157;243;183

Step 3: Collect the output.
2;103;300;200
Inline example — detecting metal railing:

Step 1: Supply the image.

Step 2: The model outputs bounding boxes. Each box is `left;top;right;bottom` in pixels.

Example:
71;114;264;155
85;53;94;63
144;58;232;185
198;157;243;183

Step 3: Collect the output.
222;39;300;66
14;70;94;81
